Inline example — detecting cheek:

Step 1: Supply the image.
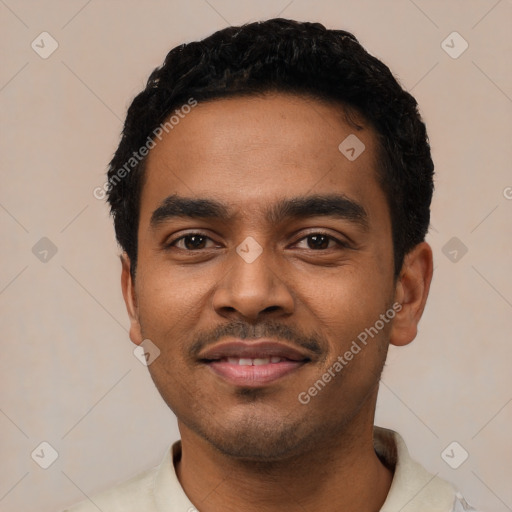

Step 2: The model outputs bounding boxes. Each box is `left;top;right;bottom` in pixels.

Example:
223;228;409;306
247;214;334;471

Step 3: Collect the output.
136;266;200;332
295;263;392;332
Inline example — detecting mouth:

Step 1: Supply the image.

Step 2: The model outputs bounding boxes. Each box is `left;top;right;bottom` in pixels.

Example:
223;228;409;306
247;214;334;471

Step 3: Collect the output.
199;340;312;387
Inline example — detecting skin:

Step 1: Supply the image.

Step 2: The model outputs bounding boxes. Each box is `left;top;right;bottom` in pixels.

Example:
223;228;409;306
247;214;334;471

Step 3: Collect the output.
121;93;433;512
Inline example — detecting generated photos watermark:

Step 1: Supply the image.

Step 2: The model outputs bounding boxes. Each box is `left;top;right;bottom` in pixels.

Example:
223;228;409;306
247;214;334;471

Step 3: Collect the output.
298;302;402;405
93;97;198;200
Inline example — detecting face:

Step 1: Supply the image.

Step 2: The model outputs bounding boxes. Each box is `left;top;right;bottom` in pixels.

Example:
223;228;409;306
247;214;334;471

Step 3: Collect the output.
122;93;430;461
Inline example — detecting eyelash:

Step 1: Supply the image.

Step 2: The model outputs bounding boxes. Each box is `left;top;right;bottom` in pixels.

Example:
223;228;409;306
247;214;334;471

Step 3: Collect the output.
166;231;350;251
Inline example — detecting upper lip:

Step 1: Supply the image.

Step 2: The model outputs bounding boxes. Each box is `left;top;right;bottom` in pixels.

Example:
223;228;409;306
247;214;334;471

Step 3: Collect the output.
198;340;312;362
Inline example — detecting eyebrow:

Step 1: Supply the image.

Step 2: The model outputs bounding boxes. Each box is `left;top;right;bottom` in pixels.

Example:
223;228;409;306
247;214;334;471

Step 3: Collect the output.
150;193;369;231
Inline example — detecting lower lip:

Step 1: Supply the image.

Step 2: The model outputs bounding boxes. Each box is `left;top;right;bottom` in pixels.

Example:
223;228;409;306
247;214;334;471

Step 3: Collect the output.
206;360;306;387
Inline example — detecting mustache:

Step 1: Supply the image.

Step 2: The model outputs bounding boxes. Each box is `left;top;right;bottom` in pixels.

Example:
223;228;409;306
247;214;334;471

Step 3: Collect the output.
188;319;324;358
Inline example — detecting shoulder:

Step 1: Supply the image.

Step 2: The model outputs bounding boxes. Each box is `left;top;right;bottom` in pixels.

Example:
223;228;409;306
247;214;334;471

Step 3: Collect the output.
374;426;482;512
61;441;194;512
62;465;159;512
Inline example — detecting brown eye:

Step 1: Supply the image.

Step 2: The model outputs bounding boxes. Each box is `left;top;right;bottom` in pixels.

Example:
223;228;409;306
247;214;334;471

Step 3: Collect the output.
183;235;207;250
295;233;343;250
169;234;216;250
299;233;336;250
307;234;331;249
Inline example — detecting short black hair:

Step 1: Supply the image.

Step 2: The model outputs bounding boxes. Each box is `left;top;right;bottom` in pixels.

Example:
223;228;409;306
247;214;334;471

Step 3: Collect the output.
106;18;434;278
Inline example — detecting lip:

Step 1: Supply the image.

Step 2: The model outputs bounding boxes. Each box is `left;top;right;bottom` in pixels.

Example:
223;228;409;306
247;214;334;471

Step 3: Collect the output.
199;340;311;362
199;340;311;387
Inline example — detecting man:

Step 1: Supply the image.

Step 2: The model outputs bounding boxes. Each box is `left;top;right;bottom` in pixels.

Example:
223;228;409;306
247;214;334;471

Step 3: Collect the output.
67;18;479;512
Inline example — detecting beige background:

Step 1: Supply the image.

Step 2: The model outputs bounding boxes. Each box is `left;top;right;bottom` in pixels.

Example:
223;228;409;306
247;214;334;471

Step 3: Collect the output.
1;1;511;511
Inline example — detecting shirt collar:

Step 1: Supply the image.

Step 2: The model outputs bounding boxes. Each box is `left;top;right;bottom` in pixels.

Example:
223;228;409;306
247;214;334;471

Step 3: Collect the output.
152;426;457;511
374;426;456;511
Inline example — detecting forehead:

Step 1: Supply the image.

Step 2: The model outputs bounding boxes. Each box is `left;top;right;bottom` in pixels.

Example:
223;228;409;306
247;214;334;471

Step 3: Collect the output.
140;93;387;227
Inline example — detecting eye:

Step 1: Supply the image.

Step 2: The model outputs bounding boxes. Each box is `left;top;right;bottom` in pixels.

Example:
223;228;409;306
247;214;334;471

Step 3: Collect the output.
167;233;218;250
294;232;348;250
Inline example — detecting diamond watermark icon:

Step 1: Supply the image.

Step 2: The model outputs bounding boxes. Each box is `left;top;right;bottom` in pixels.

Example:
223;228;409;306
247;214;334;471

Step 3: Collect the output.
31;32;59;59
338;134;365;161
32;237;58;263
31;441;59;469
442;237;468;263
134;339;161;366
236;236;263;263
441;32;468;59
441;441;469;469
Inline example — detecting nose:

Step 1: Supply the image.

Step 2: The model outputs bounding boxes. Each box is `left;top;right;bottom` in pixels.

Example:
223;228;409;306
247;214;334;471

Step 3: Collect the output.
212;242;295;321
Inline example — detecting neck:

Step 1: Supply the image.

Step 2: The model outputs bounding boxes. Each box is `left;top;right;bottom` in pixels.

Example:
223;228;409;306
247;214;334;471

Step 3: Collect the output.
175;401;393;512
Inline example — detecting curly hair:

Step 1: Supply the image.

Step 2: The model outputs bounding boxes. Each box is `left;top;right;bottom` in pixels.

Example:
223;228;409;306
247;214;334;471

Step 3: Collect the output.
106;18;434;278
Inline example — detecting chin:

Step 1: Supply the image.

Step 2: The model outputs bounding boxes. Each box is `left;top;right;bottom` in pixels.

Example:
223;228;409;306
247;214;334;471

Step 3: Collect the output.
190;411;319;462
209;431;303;461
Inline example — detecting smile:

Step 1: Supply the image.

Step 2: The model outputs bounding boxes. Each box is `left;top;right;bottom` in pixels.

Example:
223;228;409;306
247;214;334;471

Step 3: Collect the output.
199;340;312;387
205;358;307;387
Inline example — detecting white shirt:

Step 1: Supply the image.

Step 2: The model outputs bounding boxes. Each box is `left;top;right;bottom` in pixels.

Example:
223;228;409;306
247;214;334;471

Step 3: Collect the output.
63;426;481;511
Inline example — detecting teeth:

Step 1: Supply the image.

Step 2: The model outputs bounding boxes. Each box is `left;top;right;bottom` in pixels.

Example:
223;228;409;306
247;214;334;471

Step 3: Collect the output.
253;358;270;365
225;357;283;365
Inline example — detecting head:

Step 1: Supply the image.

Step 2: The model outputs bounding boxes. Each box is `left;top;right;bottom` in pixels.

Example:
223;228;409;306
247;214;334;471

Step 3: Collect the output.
108;19;434;460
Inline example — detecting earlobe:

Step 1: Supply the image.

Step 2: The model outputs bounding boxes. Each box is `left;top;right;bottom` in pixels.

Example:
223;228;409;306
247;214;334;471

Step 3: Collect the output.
120;253;143;346
389;242;433;347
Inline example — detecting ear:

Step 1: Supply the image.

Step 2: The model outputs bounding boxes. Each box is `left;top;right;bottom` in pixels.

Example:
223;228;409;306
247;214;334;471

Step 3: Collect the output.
389;242;433;347
121;253;143;346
